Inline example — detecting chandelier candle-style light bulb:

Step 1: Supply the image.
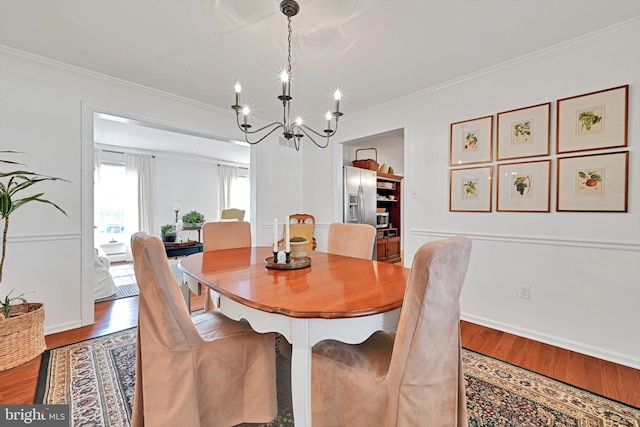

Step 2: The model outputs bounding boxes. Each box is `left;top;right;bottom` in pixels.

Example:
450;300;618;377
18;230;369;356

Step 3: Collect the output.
242;105;251;128
325;111;332;132
234;82;242;108
231;0;344;151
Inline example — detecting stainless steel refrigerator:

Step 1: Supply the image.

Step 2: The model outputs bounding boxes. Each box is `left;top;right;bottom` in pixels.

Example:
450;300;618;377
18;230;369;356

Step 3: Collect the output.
343;165;377;228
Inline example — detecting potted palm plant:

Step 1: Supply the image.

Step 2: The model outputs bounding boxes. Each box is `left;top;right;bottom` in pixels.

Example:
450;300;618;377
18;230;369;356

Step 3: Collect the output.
0;151;68;371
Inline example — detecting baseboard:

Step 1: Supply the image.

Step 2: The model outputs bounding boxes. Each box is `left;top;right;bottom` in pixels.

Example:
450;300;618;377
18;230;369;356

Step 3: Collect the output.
44;320;82;336
461;312;640;370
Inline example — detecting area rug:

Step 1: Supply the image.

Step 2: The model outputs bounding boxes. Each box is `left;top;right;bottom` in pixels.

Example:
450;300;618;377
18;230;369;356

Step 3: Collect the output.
35;329;640;427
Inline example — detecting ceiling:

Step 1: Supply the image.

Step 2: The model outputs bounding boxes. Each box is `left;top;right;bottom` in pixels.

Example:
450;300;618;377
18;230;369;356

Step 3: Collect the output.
1;0;639;159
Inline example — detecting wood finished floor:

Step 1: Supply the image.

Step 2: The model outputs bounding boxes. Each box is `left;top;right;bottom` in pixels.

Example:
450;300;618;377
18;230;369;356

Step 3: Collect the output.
1;293;638;409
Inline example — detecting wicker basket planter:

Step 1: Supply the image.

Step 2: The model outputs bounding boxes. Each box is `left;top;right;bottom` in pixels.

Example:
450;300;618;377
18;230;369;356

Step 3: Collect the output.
0;301;46;371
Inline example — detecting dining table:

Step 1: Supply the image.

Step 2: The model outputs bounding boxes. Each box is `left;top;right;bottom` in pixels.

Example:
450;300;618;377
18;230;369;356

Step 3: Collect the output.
178;246;410;427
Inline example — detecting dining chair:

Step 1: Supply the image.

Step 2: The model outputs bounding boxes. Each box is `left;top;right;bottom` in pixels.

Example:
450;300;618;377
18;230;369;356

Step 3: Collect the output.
278;213;317;251
130;232;277;427
326;222;377;260
201;221;251;310
220;208;245;221
311;236;472;427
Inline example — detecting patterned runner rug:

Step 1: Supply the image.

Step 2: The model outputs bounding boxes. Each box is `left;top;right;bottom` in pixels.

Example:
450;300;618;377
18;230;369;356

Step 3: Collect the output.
35;328;639;427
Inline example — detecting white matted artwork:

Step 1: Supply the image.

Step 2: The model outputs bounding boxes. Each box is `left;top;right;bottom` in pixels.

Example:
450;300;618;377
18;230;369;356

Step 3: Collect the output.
450;115;493;166
556;85;628;154
497;103;550;160
450;166;492;212
557;151;628;212
497;160;550;212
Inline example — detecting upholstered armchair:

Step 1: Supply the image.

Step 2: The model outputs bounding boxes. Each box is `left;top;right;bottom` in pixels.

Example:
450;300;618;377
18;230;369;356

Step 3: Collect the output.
130;232;276;427
327;222;377;260
312;236;472;426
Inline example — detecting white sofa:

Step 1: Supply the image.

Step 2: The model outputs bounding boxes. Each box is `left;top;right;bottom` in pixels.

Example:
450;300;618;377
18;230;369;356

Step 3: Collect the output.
94;247;117;300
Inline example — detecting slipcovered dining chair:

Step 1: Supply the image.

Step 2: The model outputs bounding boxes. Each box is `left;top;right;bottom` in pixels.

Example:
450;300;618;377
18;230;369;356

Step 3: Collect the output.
201;221;251;310
311;236;472;427
326;222;377;260
220;208;245;221
130;232;277;427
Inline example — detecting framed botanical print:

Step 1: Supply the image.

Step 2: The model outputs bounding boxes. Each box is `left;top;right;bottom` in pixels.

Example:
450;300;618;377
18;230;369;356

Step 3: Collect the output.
450;115;493;165
497;103;550;160
497;160;551;212
556;85;628;154
450;166;492;212
557;151;628;212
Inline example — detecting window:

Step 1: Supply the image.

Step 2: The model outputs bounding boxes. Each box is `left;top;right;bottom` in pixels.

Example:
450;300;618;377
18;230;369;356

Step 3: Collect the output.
95;162;130;246
231;167;250;216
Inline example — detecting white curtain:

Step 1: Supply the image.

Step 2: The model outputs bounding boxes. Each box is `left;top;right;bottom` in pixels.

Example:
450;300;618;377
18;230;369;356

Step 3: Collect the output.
93;149;102;241
125;154;154;260
218;165;238;215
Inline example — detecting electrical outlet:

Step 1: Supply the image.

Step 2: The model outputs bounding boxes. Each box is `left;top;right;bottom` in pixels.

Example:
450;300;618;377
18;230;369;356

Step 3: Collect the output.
518;284;530;299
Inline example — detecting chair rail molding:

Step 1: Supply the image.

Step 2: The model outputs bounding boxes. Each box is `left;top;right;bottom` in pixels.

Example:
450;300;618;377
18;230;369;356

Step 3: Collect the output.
410;229;640;252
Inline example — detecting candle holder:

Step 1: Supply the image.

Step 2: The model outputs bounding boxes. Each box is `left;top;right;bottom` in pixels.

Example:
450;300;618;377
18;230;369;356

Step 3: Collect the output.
285;251;291;264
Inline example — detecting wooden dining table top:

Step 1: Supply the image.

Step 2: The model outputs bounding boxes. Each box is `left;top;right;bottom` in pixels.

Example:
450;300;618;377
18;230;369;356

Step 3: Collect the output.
179;246;410;319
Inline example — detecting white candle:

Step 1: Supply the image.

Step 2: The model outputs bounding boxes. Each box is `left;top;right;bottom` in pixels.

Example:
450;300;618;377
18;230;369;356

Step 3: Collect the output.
285;216;290;252
273;218;278;252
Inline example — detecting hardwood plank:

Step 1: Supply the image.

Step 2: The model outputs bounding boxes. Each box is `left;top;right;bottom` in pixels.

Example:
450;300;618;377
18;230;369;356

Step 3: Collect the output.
490;331;517;361
583;354;606;396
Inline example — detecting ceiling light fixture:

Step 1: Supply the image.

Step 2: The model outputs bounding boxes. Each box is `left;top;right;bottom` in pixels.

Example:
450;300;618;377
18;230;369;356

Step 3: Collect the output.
231;0;343;151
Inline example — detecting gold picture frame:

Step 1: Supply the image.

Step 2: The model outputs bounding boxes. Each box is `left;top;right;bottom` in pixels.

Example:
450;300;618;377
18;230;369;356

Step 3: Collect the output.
497;160;551;212
449;166;493;212
556;85;628;154
450;115;493;166
556;151;629;212
497;103;550;161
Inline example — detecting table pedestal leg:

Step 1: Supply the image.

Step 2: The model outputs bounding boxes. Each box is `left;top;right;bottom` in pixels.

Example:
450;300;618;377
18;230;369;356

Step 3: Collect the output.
291;318;312;426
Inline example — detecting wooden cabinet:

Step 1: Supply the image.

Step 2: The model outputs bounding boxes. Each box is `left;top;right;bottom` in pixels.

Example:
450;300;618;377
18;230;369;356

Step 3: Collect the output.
376;173;403;263
376;228;401;263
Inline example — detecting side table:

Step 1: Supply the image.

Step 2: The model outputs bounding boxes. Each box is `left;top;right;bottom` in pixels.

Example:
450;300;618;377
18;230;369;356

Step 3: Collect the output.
164;241;204;258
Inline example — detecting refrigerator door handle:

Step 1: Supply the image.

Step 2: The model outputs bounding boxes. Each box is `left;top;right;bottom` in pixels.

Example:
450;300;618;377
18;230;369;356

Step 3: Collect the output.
358;184;365;223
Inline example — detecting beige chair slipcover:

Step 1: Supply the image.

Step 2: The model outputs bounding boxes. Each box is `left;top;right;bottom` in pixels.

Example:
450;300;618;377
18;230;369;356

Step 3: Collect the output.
130;232;276;427
326;222;377;260
202;221;252;310
220;208;245;221
311;236;472;427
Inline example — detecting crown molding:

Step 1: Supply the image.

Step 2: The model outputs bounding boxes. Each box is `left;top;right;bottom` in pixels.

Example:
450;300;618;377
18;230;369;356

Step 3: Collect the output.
352;17;640;119
0;44;229;115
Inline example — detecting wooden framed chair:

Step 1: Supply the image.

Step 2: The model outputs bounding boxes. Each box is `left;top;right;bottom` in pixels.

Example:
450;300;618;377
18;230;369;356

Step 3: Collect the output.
130;232;276;427
326;222;376;260
311;236;472;426
220;208;245;221
278;213;317;251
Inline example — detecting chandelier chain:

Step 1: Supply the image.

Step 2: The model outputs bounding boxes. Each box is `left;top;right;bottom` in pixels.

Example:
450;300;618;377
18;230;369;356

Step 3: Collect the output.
287;16;292;76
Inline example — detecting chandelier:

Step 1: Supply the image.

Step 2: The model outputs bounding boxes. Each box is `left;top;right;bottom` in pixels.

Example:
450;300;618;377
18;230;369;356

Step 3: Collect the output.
231;0;343;151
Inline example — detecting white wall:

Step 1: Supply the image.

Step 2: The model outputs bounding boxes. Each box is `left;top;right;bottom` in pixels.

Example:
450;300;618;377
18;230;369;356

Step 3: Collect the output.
0;47;298;333
153;153;220;240
304;22;640;367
